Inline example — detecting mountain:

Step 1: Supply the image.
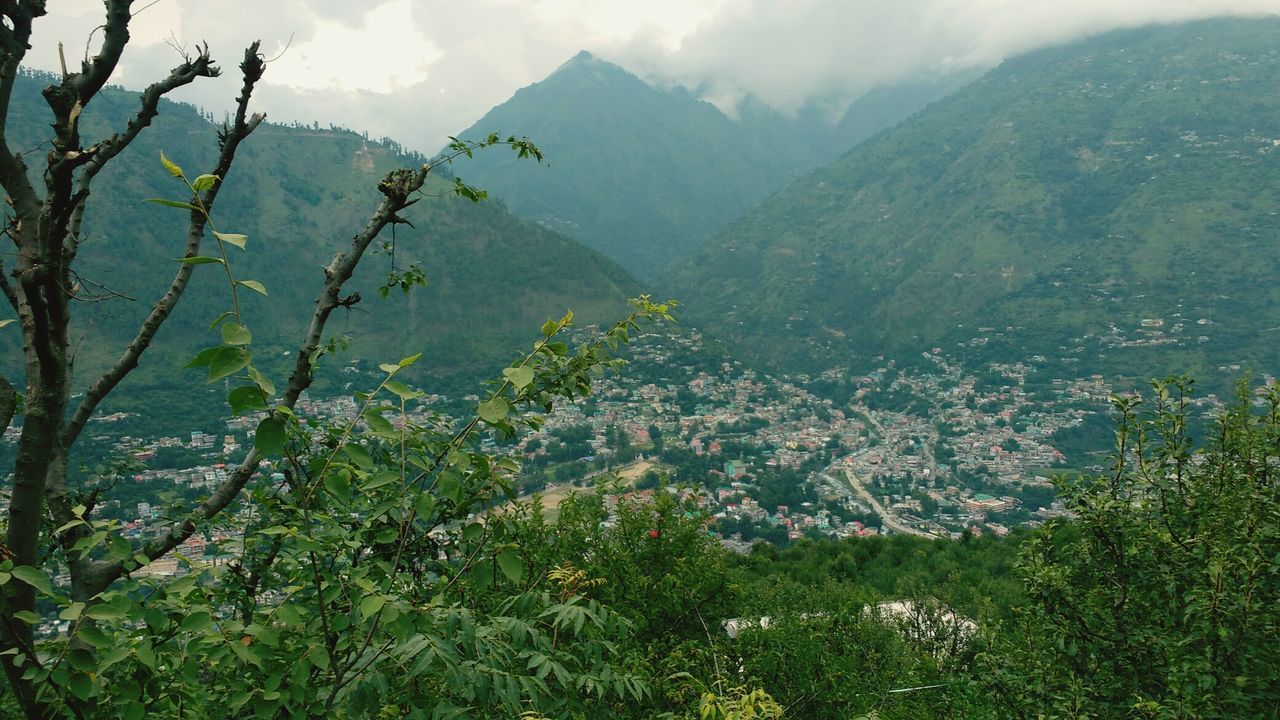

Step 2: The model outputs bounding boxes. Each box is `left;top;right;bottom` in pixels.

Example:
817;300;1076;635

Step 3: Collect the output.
447;52;967;278
1;70;637;391
672;18;1280;384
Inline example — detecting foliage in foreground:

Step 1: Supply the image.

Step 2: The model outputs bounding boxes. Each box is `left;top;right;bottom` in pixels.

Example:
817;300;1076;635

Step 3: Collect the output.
982;378;1280;719
5;376;1279;718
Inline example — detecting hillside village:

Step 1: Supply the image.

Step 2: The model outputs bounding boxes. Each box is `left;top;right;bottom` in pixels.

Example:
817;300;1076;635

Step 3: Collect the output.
3;324;1239;583
505;328;1233;541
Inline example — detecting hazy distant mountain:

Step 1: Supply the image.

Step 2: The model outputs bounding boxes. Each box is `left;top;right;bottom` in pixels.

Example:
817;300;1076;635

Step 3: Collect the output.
673;18;1280;383
448;52;966;278
2;71;637;389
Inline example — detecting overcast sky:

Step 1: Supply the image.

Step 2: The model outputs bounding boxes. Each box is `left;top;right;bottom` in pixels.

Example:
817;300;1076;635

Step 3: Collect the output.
24;0;1280;154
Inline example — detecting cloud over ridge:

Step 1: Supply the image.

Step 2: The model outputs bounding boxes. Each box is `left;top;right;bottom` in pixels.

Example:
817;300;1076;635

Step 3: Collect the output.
25;0;1280;150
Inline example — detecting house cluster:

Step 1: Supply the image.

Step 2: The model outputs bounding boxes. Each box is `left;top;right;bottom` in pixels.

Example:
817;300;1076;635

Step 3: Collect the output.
502;329;1140;541
8;325;1191;553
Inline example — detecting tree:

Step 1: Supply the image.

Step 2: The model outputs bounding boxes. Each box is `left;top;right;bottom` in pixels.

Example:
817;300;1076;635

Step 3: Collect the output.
984;378;1280;717
648;423;663;452
0;3;673;716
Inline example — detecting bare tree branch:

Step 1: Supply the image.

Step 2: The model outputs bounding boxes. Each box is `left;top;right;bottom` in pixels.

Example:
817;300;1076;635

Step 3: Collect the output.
45;0;132;117
0;375;15;438
82;115;445;597
0;1;45;222
0;255;18;311
282;170;428;407
65;44;219;261
72;45;270;596
64;43;263;447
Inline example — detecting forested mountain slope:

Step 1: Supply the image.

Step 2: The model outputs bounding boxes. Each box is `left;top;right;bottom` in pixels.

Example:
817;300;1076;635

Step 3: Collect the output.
1;70;637;391
449;52;968;277
673;18;1280;383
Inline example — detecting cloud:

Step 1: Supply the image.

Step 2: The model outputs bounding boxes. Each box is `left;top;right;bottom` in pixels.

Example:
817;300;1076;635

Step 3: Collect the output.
20;0;1280;153
610;0;1280;116
24;0;726;151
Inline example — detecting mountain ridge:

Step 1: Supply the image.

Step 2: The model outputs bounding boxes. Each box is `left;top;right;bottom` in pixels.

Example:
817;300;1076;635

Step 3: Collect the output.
1;70;640;393
671;17;1280;385
447;52;969;277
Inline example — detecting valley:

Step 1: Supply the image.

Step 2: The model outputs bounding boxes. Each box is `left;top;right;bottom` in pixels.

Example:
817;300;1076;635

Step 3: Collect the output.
3;8;1279;718
63;323;1205;552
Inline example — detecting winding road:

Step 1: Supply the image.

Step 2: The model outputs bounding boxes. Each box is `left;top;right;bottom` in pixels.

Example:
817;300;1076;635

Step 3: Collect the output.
821;468;941;540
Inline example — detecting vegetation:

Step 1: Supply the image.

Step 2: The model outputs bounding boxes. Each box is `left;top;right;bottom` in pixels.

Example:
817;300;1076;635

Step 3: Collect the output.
1;5;1277;718
675;18;1280;385
0;3;672;716
982;378;1280;717
0;67;637;390
450;53;964;277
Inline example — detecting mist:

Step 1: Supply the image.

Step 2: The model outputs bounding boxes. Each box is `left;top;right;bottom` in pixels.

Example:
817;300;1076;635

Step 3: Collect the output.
22;0;1280;150
610;0;1280;116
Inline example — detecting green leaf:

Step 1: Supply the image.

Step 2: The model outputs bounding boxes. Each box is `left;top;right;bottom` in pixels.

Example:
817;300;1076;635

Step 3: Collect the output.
13;610;39;624
207;311;234;331
53;517;86;536
359;594;386;619
214;230;247;249
98;645;131;672
384;380;422;400
60;602;85;621
178;255;223;265
85;604;126;621
10;566;51;595
398;353;422;368
150;198;200;211
68;672;93;700
363;410;395;435
228;385;268;415
237;279;267;296
76;626;111;649
478;397;509;424
344;444;374;469
248;366;276;397
306;645;330;672
414;493;436;519
228;689;253;710
438;470;462;505
254;417;287;456
192;174;219;192
107;534;130;562
364;470;400;491
186;346;221;368
323;470;351;499
134;642;156;669
159;151;183;177
462;523;484;543
208;346;251;382
502;366;535;390
540;320;558;336
229;638;261;668
496;549;524;583
221;322;252;346
471;562;494;590
180;611;213;633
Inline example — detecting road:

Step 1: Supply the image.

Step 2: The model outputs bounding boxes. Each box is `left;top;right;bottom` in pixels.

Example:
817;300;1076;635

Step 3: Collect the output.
821;468;941;540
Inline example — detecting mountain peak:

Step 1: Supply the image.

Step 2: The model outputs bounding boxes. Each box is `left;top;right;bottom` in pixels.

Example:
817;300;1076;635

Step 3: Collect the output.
550;49;607;76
